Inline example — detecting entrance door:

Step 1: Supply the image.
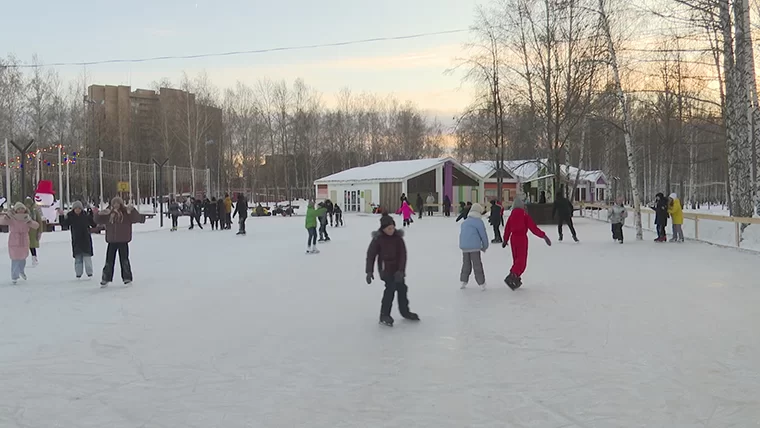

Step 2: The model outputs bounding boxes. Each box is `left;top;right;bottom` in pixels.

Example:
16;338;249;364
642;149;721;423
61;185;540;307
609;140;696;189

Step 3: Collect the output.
364;190;372;213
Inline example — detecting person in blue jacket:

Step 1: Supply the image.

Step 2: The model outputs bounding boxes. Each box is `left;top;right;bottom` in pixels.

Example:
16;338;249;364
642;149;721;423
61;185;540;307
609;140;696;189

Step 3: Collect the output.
459;203;489;291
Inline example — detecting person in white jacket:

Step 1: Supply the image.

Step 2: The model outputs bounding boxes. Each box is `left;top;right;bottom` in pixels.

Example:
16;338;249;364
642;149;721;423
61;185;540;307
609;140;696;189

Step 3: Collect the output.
607;197;628;244
459;203;489;290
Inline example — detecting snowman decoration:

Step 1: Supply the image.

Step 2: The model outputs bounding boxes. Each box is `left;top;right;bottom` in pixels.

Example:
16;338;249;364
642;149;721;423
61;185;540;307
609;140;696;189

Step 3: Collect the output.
34;180;60;224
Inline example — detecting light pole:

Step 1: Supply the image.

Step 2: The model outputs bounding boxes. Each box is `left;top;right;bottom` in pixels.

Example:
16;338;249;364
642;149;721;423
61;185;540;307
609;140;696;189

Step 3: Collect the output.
152;158;169;227
98;149;104;208
205;139;214;195
9;139;35;200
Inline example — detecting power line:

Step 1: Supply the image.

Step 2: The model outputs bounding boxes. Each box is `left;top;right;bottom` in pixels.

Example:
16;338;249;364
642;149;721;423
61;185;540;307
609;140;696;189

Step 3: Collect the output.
4;29;470;69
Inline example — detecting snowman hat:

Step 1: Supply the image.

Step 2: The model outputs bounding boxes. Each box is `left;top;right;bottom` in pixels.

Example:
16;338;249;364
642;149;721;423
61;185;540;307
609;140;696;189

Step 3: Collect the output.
35;180;55;195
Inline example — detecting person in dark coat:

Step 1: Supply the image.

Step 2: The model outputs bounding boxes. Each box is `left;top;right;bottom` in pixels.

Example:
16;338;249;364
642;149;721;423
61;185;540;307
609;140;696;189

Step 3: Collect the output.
324;199;335;226
456;202;472;222
539;191;547;204
317;201;331;241
652;192;669;242
58;201;97;278
334;204;344;227
216;197;225;230
208;197;220;230
232;193;248;235
443;195;452;217
365;214;419;326
415;194;424;219
488;200;503;243
202;197;211;224
552;192;578;242
168;198;182;231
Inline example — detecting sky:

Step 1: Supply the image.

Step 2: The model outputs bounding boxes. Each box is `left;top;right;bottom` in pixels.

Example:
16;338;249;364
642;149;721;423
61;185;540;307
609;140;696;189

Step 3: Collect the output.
3;0;482;126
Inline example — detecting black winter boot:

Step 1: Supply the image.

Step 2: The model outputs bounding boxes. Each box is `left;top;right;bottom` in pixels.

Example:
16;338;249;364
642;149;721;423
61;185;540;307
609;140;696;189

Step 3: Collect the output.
379;314;394;326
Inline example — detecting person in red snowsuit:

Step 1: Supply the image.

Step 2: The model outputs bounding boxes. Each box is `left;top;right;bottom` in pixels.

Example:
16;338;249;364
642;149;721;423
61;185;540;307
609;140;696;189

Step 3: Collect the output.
502;196;551;289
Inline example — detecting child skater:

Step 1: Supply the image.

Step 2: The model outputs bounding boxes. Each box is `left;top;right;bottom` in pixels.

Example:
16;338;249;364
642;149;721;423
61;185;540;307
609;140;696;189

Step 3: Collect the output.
0;202;40;283
502;196;551;290
25;197;44;266
168;198;181;231
305;200;326;254
95;197;145;288
58;201;97;278
459;203;489;290
365;212;419;326
396;200;415;227
607;197;627;244
334;204;344;227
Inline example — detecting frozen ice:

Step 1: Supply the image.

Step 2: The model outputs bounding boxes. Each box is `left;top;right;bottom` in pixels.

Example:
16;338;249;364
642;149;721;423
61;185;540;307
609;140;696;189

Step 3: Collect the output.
0;213;759;427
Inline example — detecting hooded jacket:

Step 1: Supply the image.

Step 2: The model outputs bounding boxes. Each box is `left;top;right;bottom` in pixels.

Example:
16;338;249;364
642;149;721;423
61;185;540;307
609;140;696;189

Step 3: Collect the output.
489;201;502;225
95;198;145;243
668;194;683;225
459;204;489;252
504;196;547;242
396;200;415;220
0;206;40;260
366;228;407;280
25;197;44;248
305;203;326;229
608;204;628;224
59;208;97;257
652;193;669;225
552;194;573;219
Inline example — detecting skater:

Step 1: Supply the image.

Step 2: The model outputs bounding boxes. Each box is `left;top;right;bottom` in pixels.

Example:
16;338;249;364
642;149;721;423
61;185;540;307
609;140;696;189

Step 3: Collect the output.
317;201;330;242
305;200;327;253
208;197;220;230
553;192;578;242
334;204;344;226
396;200;415;227
668;193;684;242
0;202;40;284
168;198;181;231
488;199;503;243
365;213;419;326
415;193;424;219
233;193;248;235
325;199;334;226
193;197;204;229
652;193;669;242
58;201;97;278
25;197;44;266
224;193;233;229
443;195;452;217
607;197;627;243
96;197;145;288
203;197;211;225
502;196;552;290
426;192;436;217
459;202;489;290
216;197;225;230
455;202;472;222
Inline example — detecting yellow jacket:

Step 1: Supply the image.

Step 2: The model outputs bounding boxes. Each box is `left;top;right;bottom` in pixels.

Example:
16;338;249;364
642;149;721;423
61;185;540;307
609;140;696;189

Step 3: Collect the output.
668;198;683;225
224;197;232;213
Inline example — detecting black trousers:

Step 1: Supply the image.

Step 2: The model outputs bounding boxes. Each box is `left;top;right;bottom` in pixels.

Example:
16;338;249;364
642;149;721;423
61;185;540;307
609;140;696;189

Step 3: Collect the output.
102;242;132;282
328;212;333;226
492;222;502;241
443;206;451;217
557;216;577;239
238;215;247;233
611;223;624;241
189;214;203;228
335;213;343;226
381;278;410;316
307;227;317;246
427;207;434;216
171;215;178;228
319;222;329;240
656;223;667;238
418;207;423;219
30;248;37;257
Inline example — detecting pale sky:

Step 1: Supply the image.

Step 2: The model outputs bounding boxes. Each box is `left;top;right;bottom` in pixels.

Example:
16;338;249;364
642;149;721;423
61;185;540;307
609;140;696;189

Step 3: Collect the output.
4;0;481;124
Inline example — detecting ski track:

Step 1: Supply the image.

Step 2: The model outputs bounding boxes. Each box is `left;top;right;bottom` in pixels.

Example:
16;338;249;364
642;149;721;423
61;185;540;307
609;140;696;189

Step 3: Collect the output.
0;215;759;427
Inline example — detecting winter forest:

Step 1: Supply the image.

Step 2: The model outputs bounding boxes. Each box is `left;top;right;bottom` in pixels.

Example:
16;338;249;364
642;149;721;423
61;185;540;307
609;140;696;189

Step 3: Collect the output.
2;0;760;217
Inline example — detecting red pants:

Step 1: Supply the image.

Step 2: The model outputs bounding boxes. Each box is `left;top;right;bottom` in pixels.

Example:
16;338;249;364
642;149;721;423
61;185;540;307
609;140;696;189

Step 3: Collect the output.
510;235;529;277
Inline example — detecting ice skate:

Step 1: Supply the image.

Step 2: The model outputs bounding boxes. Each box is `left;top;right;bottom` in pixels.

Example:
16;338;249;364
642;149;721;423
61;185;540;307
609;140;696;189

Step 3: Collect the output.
504;273;518;290
124;279;132;285
100;280;110;288
479;282;487;291
76;275;82;279
460;281;468;289
318;238;325;242
306;245;312;254
20;272;27;281
324;237;331;242
310;246;320;254
32;256;38;266
401;312;420;321
11;279;17;285
513;276;523;289
573;236;579;243
379;314;394;326
558;236;563;242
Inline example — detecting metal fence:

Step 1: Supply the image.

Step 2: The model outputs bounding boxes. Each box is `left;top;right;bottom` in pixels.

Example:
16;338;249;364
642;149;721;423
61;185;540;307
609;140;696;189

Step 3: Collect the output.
1;149;216;209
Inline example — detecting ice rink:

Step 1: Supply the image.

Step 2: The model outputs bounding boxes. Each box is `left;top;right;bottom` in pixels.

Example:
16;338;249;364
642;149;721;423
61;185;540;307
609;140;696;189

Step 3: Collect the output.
1;213;759;427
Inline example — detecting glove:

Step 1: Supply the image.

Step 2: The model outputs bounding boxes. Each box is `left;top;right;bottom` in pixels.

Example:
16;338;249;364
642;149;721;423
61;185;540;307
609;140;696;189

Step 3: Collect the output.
393;271;404;283
502;240;508;248
365;273;373;285
543;236;552;247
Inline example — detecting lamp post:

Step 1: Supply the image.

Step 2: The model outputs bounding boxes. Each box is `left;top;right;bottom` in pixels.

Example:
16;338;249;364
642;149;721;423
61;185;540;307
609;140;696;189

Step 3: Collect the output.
152;158;169;227
9;139;35;200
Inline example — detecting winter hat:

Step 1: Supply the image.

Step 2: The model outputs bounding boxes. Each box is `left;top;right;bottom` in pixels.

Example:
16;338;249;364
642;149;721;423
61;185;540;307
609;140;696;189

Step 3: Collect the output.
72;201;84;210
13;202;27;212
380;213;396;230
24;196;34;207
469;203;484;218
511;196;525;210
669;193;678;199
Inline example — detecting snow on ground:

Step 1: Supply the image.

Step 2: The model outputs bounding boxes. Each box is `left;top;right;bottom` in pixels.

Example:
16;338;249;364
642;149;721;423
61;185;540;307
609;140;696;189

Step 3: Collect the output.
1;214;760;427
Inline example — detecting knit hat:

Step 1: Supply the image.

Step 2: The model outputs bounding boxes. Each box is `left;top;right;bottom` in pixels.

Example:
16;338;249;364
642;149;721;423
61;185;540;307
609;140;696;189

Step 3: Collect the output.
669;193;678;199
469;203;484;218
511;196;525;210
72;201;84;210
380;214;396;230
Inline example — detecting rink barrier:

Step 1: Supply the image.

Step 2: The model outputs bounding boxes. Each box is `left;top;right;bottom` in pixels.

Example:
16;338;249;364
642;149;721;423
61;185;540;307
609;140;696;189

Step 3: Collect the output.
580;203;760;249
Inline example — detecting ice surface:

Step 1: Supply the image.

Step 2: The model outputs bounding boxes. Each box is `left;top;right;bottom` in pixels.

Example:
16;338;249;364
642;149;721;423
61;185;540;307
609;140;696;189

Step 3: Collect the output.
1;214;759;427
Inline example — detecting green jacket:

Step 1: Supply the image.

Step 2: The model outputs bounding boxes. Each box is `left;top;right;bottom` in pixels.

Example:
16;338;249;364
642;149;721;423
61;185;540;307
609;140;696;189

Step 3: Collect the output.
305;206;326;229
27;206;44;248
